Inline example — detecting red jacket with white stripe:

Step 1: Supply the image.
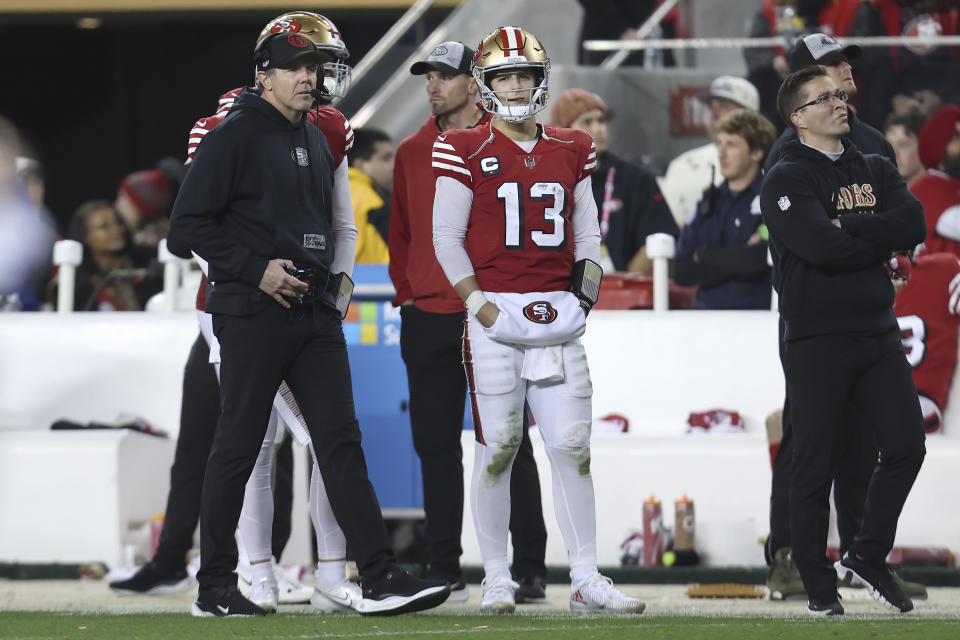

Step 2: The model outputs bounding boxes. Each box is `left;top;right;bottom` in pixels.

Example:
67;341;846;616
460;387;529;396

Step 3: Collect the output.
389;111;493;313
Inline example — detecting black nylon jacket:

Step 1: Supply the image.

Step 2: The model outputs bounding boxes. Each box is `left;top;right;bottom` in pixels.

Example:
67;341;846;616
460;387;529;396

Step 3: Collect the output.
168;88;335;315
761;139;925;340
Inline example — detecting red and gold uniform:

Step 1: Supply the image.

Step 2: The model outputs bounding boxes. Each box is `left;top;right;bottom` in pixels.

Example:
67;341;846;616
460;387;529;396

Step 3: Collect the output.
895;252;960;432
431;122;597;293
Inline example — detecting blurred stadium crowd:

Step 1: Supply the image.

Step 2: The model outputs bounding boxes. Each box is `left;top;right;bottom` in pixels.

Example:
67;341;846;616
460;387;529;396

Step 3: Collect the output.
2;0;958;314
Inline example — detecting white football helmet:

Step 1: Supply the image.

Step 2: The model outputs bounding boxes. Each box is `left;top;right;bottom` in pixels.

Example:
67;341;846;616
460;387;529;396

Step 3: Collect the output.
257;11;352;98
472;26;550;123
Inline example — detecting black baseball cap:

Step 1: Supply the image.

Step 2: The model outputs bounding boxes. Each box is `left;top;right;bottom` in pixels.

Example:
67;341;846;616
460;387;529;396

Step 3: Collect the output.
410;41;473;76
788;32;861;71
255;33;326;71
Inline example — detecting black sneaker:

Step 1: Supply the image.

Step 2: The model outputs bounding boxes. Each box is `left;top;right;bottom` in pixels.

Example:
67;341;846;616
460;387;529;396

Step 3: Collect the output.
836;559;927;599
840;552;913;613
516;575;547;603
109;560;194;596
359;568;451;616
191;584;268;617
807;596;844;616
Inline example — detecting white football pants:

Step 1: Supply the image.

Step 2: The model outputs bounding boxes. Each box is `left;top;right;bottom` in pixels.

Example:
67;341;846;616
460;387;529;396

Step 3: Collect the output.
464;314;598;583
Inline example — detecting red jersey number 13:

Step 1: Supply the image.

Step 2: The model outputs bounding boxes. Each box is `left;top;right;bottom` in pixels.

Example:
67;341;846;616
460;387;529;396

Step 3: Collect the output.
496;181;568;250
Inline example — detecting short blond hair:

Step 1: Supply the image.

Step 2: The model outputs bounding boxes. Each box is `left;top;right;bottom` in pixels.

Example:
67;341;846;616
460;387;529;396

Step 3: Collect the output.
715;109;777;164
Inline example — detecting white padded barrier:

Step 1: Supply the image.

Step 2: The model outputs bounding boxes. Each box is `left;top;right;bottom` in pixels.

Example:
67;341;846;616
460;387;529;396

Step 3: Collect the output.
0;429;175;568
1;311;957;567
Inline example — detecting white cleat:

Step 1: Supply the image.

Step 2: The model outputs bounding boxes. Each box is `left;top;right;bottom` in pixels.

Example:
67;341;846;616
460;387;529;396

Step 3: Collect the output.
480;576;518;614
570;573;645;614
447;581;470;603
248;576;279;612
275;564;313;604
311;579;363;613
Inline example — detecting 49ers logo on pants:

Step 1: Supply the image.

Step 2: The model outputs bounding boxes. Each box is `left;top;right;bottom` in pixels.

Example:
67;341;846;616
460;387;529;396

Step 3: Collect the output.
523;301;558;324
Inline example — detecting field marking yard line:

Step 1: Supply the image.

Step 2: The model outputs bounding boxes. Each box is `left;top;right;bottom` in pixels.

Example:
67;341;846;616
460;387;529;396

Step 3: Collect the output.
262;624;676;639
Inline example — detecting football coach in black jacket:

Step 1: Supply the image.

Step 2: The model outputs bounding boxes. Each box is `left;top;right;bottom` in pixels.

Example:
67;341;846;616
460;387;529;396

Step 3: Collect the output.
760;66;926;616
168;32;449;617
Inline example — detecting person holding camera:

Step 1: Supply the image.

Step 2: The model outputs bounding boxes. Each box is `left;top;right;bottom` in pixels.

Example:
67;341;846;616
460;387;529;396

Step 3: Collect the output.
167;31;449;617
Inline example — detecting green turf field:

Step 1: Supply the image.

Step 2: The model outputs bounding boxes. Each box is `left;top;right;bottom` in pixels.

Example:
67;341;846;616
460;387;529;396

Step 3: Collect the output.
2;612;959;640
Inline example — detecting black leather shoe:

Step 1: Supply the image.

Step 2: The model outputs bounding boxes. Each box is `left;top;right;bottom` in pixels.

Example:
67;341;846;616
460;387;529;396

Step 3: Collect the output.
516;575;547;603
840;552;913;613
191;584;267;617
807;596;844;616
109;560;194;596
360;568;450;616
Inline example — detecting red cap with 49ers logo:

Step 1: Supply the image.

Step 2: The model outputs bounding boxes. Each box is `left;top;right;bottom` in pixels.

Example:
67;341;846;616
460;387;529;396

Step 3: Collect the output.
255;32;325;71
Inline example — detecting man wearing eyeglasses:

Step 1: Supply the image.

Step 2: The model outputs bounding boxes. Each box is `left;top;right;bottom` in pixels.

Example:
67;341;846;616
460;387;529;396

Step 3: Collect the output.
760;65;926;616
764;33;896;172
760;32;926;606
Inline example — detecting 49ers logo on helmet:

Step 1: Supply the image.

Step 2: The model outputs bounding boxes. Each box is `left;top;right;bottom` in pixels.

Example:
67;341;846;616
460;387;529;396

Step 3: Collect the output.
523;301;558;324
271;18;302;34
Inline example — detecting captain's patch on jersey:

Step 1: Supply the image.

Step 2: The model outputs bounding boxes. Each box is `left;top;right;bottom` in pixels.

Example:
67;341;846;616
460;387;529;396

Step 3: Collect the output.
480;156;501;177
303;233;326;250
523;301;558;324
778;196;791;211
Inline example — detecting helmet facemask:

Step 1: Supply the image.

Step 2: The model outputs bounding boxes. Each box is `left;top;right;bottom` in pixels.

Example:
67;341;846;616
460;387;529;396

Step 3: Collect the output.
321;57;352;99
471;26;551;123
474;62;550;123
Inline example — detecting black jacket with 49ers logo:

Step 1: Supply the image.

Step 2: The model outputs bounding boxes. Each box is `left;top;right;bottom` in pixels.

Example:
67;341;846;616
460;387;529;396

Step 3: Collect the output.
169;89;336;316
760;138;925;340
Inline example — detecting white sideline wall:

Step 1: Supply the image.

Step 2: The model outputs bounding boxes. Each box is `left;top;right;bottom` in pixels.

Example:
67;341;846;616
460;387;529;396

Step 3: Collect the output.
1;311;957;567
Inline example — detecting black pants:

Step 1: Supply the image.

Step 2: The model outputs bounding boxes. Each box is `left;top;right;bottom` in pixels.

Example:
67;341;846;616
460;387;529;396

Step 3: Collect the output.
154;332;296;571
783;330;925;600
198;303;395;588
400;305;548;582
154;333;221;571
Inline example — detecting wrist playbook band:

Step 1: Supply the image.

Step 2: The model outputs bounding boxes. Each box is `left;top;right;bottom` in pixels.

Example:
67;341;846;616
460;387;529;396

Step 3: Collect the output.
465;290;488;317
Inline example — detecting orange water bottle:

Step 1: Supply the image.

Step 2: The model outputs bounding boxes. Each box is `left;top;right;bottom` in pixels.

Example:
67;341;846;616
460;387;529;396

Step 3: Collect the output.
642;495;663;566
674;495;695;551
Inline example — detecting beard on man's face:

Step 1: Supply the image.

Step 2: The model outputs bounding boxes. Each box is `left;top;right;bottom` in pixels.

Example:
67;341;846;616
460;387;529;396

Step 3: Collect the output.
942;150;960;180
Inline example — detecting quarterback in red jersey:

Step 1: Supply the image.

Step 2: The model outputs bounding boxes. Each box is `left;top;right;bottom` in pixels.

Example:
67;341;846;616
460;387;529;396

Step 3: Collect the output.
432;25;644;615
895;252;960;433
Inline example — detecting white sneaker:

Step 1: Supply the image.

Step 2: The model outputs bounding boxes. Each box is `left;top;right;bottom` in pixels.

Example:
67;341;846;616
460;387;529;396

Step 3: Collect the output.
480;576;518;614
275;563;313;604
570;573;645;614
248;576;279;612
311;579;363;613
447;581;469;603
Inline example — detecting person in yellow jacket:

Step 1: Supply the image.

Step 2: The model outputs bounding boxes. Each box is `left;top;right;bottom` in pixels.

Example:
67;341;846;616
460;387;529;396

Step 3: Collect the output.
348;128;394;263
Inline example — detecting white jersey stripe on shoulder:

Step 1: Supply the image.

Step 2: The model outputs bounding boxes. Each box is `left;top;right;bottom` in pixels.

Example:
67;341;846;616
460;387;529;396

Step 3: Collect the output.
343;118;351;130
432;151;465;164
432;162;473;179
190;128;210;136
583;161;597;171
433;142;456;151
345;139;354;151
587;151;596;160
188;137;203;145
